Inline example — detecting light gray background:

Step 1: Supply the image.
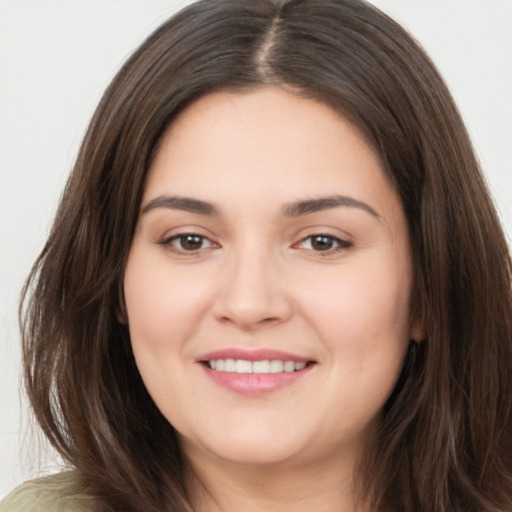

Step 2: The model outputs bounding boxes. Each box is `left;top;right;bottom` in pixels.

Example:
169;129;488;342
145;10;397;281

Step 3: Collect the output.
1;0;511;499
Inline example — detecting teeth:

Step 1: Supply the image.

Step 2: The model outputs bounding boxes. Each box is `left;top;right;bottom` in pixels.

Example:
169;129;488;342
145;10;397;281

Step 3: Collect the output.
235;360;252;373
270;360;283;373
283;361;295;373
207;359;308;374
253;360;270;373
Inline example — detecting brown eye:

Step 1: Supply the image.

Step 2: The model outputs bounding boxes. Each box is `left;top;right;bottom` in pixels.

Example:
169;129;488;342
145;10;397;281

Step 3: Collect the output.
179;234;204;251
158;233;216;253
310;235;335;251
296;234;352;254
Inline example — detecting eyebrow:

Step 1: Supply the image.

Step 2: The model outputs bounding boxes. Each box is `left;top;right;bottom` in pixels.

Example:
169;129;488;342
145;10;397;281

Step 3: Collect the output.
142;195;219;216
141;194;379;219
283;195;380;218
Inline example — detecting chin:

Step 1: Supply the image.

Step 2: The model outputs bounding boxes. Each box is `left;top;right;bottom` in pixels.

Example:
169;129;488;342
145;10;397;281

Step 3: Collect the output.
181;427;311;469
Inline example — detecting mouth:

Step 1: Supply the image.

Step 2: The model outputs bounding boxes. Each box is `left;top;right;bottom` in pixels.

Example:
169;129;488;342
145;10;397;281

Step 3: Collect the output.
197;349;316;395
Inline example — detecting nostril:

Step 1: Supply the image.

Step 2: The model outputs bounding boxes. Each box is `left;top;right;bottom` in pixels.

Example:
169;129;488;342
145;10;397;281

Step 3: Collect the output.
260;316;281;324
216;312;284;331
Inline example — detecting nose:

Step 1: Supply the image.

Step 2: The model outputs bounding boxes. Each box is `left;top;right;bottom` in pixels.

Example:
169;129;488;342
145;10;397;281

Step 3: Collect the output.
212;244;293;331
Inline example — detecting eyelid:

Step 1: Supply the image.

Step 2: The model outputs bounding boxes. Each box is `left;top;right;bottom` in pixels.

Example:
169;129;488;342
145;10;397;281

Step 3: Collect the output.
293;231;353;255
155;229;220;255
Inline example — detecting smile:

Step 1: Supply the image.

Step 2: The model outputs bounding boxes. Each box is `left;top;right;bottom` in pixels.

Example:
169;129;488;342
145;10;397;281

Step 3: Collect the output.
198;350;316;395
207;359;308;373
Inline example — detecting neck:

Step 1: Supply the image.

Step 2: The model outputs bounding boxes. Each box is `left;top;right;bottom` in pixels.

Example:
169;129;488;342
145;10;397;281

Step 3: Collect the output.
183;443;367;512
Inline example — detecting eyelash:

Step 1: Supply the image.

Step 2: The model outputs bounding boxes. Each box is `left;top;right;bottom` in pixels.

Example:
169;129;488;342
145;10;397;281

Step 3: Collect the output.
294;234;352;255
157;232;352;256
157;233;217;253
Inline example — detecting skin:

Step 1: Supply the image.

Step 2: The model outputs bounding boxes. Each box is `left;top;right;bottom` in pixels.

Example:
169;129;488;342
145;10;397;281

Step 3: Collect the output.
123;87;422;511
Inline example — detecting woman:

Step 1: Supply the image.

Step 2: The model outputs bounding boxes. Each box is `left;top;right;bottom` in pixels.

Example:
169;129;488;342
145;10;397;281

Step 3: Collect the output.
2;0;511;511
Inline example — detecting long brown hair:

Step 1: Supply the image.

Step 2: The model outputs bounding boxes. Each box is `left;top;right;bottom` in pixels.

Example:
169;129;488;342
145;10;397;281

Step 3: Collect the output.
20;0;512;510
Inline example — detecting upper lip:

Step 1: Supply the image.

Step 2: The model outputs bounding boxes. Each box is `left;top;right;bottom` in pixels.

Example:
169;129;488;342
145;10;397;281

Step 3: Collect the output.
196;348;313;363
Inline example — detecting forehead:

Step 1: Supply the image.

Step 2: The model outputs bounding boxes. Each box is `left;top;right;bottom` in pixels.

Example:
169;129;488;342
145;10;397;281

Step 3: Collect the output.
144;87;400;222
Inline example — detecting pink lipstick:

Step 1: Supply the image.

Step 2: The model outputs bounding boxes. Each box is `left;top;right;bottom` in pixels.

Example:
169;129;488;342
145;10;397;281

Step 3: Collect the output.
197;349;315;395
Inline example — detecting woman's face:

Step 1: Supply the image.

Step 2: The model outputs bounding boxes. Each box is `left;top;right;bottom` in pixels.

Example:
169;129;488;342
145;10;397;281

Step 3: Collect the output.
123;87;421;472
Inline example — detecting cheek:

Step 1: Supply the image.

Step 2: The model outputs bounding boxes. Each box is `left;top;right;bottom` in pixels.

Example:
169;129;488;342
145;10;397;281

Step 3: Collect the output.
122;251;211;421
123;249;212;364
124;251;211;392
295;255;413;398
301;260;412;339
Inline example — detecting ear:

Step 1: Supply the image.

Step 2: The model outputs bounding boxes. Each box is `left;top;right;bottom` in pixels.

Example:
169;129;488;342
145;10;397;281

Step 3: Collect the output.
409;311;425;343
116;284;128;324
117;307;127;324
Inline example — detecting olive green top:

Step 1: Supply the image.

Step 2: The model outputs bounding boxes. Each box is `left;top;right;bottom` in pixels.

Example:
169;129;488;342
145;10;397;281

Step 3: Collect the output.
0;472;93;512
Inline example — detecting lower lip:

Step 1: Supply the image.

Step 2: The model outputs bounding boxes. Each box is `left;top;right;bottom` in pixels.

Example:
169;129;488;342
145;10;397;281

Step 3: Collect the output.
201;365;314;395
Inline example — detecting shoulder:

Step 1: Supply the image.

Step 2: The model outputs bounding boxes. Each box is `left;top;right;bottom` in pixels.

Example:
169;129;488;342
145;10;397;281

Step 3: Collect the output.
0;471;94;512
